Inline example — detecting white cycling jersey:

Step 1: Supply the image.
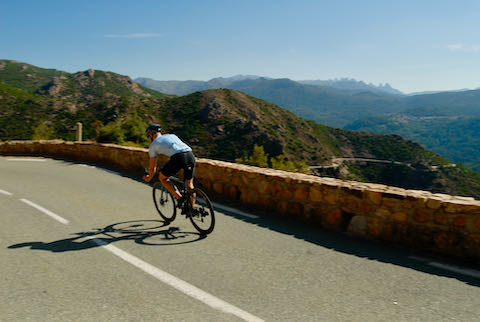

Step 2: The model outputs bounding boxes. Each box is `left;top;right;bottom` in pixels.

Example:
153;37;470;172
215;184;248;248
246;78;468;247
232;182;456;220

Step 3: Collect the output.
148;134;192;158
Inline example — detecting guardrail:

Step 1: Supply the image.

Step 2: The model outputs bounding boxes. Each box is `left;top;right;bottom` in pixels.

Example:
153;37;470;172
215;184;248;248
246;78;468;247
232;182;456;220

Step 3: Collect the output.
1;140;479;263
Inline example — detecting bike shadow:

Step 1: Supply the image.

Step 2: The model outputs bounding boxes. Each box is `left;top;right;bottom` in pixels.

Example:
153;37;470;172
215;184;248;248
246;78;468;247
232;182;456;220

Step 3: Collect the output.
8;220;206;253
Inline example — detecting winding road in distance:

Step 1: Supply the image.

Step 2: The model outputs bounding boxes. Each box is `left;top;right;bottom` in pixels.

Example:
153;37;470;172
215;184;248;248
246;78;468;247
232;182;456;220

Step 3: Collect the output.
1;156;479;321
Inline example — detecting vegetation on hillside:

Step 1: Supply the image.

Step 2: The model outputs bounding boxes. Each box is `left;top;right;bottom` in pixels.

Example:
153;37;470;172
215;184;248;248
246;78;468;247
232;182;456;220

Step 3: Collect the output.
236;144;309;173
2;59;480;198
138;74;480;172
346;113;480;171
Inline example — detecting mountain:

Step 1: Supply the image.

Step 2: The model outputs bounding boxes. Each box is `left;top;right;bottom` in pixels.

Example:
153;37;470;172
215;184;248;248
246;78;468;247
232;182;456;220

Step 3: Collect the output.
135;75;265;96
0;59;168;142
135;76;408;127
138;75;480;172
135;76;404;96
137;76;409;128
298;78;404;95
345;89;480;171
226;78;408;128
2;59;480;198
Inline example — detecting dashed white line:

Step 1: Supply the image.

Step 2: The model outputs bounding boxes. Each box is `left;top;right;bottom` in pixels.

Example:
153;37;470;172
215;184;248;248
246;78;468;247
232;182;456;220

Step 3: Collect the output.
212;202;259;219
429;262;480;279
78;164;96;169
89;237;264;322
78;164;120;175
6;158;46;162
409;255;480;279
19;198;70;225
0;189;13;196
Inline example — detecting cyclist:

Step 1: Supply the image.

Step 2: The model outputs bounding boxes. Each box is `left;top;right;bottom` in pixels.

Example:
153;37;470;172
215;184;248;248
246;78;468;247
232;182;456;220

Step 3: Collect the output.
142;124;196;204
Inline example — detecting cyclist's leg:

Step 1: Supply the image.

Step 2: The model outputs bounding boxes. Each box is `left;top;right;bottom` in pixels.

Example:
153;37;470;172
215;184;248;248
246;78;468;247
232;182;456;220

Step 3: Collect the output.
159;156;183;199
159;172;182;199
183;152;196;206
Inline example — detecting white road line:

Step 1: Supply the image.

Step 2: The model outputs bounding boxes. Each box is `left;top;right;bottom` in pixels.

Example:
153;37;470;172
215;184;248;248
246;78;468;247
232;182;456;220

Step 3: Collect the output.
408;255;429;263
409;255;480;279
19;199;70;225
212;202;259;219
89;238;264;322
429;262;480;279
6;158;46;162
78;164;96;168
77;164;120;175
0;189;13;196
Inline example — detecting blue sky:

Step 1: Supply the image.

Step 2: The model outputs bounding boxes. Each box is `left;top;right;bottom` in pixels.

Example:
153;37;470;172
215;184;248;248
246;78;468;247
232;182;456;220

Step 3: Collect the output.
1;0;479;93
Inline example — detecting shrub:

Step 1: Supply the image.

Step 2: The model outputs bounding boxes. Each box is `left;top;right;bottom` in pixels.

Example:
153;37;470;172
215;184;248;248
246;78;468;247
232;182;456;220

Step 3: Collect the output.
237;145;309;173
32;122;55;140
97;120;124;143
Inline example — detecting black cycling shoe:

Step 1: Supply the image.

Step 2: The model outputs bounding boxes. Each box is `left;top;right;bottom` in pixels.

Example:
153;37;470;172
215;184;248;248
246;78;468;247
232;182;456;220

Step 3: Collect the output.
177;195;186;209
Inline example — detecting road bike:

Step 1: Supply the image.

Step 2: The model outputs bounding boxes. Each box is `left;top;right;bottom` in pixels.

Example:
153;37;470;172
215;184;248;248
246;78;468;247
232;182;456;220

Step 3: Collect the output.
152;176;215;235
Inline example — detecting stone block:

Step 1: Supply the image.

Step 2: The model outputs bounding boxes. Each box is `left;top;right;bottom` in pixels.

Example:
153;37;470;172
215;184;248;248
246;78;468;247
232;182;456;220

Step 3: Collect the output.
426;198;443;210
367;218;383;237
413;208;430;223
444;201;480;214
294;186;309;201
256;179;270;195
364;190;382;205
228;186;240;200
325;209;342;227
309;187;323;202
356;200;373;215
392;211;408;222
347;215;367;237
382;197;404;209
323;188;339;205
433;211;449;225
213;182;223;195
288;202;304;217
434;231;460;250
375;208;391;219
382;222;394;241
341;197;358;213
271;183;284;198
453;216;467;227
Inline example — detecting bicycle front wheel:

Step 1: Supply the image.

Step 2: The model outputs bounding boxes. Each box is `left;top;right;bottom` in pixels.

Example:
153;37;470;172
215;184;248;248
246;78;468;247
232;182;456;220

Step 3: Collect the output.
188;188;215;235
152;182;177;222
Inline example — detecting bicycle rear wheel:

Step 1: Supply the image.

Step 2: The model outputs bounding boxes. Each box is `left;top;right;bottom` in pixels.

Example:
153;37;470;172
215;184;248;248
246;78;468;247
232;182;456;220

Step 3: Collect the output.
188;188;215;235
152;182;177;222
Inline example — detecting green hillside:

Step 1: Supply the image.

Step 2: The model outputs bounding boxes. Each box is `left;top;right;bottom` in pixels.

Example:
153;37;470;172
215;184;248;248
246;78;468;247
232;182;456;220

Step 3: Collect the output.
138;75;480;172
2;59;480;198
346;97;480;171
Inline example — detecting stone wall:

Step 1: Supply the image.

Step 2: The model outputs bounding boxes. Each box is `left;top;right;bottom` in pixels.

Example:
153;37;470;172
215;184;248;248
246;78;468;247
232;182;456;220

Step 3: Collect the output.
2;140;480;263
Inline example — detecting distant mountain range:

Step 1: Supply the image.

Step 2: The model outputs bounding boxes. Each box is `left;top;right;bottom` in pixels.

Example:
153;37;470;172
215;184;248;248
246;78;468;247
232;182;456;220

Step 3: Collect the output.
297;78;404;95
3;59;480;198
136;76;409;128
136;75;404;96
137;75;480;171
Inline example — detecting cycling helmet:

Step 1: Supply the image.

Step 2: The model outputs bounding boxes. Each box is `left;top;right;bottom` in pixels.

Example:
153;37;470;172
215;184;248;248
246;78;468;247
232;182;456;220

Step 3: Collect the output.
145;123;162;136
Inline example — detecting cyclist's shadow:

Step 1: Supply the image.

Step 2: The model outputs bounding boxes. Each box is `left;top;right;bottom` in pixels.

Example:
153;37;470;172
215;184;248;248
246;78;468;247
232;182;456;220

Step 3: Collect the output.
8;220;206;253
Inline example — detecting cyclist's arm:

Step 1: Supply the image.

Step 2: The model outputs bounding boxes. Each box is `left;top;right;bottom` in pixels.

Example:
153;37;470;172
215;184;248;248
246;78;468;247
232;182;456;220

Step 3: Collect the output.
143;157;157;182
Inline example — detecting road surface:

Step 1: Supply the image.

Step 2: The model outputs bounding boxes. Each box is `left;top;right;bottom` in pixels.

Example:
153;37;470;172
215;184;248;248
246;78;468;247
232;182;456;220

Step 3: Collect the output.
1;156;479;321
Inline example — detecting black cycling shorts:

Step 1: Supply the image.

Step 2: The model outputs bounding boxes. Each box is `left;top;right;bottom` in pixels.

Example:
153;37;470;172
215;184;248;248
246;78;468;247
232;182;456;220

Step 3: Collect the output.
161;151;196;180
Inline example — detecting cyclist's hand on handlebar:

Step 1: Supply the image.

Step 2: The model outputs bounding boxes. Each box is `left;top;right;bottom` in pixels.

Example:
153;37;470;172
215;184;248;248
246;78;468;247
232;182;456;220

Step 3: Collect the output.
143;168;153;182
143;173;152;182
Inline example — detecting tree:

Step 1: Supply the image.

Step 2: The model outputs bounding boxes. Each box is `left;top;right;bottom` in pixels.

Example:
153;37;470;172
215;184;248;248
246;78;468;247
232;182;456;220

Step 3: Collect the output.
236;144;269;167
236;145;310;174
32;122;55;140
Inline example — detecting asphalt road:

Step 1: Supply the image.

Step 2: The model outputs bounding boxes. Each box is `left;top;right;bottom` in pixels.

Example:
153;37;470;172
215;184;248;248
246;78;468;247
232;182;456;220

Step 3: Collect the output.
1;156;480;321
